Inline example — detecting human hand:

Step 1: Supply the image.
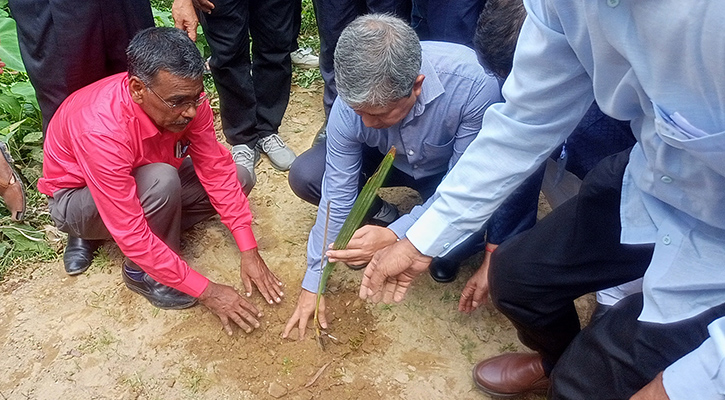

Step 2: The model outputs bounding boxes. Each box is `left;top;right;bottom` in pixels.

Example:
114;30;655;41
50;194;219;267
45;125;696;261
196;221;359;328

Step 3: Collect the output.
198;281;262;335
240;247;284;305
193;0;215;14
172;0;200;41
630;372;670;400
282;289;327;340
458;245;495;313
359;238;432;303
326;225;398;266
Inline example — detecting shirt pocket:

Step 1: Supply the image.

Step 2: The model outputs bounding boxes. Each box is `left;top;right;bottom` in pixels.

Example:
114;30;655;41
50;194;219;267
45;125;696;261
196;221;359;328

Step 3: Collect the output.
642;102;725;228
652;103;725;175
421;136;456;170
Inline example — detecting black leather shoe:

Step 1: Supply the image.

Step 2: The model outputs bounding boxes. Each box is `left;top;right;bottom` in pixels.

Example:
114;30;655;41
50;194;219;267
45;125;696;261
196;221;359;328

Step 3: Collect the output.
63;236;103;275
311;122;327;147
122;265;198;310
429;257;460;283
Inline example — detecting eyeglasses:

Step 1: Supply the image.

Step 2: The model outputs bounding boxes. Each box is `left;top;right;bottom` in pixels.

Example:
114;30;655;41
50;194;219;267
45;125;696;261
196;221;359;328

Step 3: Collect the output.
146;86;208;112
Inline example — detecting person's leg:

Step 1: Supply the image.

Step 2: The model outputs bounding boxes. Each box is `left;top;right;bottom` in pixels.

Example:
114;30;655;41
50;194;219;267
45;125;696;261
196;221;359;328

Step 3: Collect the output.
550;294;725;399
249;0;297;171
489;150;654;369
424;0;485;47
249;0;294;140
312;0;363;118
8;0;153;132
288;141;327;205
473;150;655;398
198;0;256;148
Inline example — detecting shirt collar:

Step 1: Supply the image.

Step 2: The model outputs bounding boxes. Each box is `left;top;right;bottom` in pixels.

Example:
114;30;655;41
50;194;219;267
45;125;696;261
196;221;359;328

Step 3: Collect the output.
120;75;163;140
403;53;445;125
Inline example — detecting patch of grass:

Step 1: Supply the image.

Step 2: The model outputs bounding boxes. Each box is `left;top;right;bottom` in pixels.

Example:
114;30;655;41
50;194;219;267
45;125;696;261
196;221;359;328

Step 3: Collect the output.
281;356;293;375
292;66;323;89
78;327;118;354
349;331;366;351
458;334;477;363
181;367;209;394
89;246;113;274
439;289;460;303
497;342;518;353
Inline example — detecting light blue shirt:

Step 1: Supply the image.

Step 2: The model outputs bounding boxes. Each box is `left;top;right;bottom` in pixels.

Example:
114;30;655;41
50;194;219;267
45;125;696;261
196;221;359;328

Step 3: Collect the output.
301;41;502;293
404;0;725;397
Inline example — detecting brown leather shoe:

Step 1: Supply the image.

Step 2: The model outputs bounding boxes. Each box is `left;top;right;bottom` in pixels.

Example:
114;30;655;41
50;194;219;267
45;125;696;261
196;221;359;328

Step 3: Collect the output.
0;142;25;221
472;353;549;398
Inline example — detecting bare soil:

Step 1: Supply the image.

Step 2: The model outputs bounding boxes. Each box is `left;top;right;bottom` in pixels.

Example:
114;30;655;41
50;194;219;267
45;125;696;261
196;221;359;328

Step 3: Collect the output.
0;85;594;400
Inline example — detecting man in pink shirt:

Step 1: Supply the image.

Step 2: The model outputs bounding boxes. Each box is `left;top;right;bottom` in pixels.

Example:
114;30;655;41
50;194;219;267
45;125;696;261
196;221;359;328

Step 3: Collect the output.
38;27;283;335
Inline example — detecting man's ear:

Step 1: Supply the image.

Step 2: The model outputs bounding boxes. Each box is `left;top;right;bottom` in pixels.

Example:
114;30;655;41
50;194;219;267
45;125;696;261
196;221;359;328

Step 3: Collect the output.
412;74;425;97
128;76;146;104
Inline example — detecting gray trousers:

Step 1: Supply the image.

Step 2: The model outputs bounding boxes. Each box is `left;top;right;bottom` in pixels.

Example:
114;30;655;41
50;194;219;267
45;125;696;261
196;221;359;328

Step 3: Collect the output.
48;159;250;262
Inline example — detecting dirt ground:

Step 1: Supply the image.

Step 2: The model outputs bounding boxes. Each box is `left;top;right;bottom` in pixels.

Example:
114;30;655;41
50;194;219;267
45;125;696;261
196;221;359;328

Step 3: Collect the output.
0;85;595;400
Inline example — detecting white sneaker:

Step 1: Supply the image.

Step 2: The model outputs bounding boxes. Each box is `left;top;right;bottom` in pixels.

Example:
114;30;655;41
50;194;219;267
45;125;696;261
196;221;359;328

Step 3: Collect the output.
232;144;259;186
257;134;297;171
291;48;319;69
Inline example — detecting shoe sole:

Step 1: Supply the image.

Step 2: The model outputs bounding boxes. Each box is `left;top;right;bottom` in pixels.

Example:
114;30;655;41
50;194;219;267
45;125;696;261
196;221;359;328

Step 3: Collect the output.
122;274;198;310
471;369;549;399
66;267;89;276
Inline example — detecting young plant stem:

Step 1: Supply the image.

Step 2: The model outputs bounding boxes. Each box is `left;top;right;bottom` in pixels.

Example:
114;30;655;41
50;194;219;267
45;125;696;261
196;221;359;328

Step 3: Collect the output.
313;147;396;345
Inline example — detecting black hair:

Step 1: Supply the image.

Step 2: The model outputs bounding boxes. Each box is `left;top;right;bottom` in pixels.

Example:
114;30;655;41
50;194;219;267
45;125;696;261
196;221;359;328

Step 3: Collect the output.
473;0;527;79
126;27;205;85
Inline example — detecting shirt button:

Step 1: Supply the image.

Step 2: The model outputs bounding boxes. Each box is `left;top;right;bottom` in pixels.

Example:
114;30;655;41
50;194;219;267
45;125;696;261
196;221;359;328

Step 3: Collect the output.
443;242;450;249
413;164;418;169
660;175;673;184
607;0;619;7
662;235;671;245
407;149;415;156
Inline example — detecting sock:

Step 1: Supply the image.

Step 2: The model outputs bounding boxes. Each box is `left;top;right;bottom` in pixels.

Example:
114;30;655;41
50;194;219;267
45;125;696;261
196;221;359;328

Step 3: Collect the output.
124;264;145;282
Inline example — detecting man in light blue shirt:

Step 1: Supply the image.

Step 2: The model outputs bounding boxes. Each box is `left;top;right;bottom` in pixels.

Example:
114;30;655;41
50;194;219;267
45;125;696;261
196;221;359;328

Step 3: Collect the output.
359;0;725;398
282;14;502;339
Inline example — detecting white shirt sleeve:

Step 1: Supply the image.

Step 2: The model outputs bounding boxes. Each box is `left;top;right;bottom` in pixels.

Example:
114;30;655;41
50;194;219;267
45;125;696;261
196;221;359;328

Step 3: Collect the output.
406;0;595;256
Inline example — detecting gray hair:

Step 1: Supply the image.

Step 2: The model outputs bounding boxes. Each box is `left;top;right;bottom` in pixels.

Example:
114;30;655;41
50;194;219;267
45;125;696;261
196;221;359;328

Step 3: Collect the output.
334;14;422;109
126;27;205;86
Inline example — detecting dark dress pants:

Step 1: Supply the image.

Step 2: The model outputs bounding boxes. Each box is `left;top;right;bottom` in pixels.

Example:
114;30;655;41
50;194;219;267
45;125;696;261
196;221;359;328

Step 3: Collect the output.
313;0;411;117
48;159;250;263
8;0;154;132
487;149;725;398
198;0;295;147
410;0;487;48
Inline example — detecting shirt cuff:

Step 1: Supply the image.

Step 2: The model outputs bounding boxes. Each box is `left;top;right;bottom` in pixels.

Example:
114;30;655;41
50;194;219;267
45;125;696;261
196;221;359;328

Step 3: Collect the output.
387;214;415;239
232;226;257;252
301;269;322;293
407;209;467;257
173;268;210;298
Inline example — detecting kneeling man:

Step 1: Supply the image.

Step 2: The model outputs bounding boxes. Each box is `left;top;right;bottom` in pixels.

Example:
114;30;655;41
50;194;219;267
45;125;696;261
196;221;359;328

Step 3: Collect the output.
283;14;502;339
38;27;283;335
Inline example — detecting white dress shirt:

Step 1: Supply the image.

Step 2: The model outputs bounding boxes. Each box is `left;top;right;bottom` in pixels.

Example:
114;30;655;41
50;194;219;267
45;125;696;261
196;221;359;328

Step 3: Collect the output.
404;0;725;397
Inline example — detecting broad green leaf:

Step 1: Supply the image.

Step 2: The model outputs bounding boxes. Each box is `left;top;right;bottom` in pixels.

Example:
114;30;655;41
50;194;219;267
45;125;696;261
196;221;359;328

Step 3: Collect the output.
0;93;21;118
152;8;174;28
22;131;42;143
10;81;38;108
0;225;51;253
0;17;26;72
0;118;26;136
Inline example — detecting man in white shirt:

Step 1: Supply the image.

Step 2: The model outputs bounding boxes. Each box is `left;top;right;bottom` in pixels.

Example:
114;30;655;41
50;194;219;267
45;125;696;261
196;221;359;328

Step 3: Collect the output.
357;0;725;398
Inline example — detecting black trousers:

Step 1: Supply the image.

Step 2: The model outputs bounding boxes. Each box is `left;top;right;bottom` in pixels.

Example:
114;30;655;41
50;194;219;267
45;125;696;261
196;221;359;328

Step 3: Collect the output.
8;0;154;132
489;149;725;398
198;0;295;147
312;0;410;117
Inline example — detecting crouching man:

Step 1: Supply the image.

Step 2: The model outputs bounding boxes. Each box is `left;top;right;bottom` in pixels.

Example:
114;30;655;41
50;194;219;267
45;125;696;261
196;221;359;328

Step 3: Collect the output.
38;27;283;335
